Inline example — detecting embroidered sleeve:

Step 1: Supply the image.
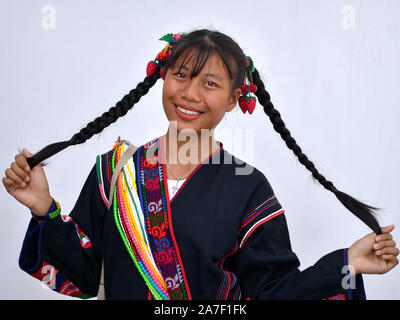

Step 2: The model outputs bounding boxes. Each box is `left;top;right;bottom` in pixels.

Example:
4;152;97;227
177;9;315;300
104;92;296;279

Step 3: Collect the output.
18;163;106;298
231;174;366;300
237;175;285;250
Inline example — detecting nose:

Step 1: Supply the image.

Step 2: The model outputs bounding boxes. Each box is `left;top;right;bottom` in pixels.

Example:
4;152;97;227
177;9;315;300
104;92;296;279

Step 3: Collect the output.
180;78;201;103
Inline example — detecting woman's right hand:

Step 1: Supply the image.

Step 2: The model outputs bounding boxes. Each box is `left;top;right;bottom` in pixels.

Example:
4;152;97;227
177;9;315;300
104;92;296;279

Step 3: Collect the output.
2;148;53;215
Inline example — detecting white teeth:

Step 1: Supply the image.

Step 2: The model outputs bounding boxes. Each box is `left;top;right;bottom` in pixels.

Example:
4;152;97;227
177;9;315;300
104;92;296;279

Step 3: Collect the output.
176;106;200;115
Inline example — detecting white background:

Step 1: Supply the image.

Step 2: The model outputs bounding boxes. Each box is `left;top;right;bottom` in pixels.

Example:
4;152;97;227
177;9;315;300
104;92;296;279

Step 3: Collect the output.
0;0;399;299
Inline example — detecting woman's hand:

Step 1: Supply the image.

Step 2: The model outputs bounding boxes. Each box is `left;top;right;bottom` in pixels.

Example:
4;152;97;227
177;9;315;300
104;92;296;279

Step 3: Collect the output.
348;225;399;275
2;148;53;215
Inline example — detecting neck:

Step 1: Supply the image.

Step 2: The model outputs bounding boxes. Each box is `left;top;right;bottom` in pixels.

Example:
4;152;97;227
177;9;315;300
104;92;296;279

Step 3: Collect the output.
164;127;220;168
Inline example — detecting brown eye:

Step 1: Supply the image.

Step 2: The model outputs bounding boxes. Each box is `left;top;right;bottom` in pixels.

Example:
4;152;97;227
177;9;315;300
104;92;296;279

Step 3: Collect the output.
207;81;217;87
175;72;185;78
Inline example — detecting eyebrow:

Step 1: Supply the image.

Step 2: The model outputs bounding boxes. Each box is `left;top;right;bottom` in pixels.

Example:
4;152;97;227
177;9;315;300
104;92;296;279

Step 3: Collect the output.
179;65;223;80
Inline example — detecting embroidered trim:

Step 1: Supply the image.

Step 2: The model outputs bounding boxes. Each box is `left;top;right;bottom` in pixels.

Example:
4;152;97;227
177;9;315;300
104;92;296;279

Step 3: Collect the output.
60;214;93;249
137;136;192;300
96;154;109;208
215;241;241;300
48;201;61;219
239;209;285;249
29;261;92;299
327;294;346;300
239;194;282;233
111;142;169;300
237;195;285;250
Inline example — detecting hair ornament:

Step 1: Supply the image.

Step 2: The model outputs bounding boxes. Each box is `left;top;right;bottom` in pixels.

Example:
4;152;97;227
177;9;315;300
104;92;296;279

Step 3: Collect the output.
238;55;258;114
146;32;186;80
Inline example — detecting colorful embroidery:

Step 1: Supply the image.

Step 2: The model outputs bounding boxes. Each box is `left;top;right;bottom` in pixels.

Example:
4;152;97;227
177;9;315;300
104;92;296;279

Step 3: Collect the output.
29;261;92;299
110;142;169;300
60;214;93;249
215;241;241;300
137;136;191;300
327;294;346;300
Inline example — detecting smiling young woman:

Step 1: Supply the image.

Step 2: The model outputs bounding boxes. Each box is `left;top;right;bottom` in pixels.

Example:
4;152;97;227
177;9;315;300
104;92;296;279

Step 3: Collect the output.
162;49;242;180
4;29;398;300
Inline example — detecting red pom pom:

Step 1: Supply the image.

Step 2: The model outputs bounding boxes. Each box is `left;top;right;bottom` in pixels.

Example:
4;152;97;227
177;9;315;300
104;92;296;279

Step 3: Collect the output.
240;85;248;95
249;84;257;93
156;51;168;62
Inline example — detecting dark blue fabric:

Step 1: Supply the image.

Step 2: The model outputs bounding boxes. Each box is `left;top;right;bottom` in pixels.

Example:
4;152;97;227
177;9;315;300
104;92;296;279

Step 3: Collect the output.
18;142;366;300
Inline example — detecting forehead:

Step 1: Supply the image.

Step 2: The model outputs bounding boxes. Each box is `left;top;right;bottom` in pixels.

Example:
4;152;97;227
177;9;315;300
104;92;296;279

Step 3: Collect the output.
173;49;230;80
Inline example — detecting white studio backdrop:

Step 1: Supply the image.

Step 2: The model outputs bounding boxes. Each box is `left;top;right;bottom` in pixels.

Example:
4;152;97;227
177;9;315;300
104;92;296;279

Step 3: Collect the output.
0;0;399;299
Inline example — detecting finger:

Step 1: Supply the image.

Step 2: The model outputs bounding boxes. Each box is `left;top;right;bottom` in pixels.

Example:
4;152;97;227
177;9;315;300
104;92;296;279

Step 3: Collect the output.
375;247;400;256
2;177;18;192
11;162;30;182
376;233;393;242
382;257;399;273
5;168;25;186
381;224;395;233
22;148;34;157
381;254;397;261
15;153;31;172
373;240;396;250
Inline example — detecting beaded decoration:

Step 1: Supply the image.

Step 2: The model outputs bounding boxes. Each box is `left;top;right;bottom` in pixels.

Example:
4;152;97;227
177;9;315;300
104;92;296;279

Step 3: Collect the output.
136;136;191;300
110;142;170;300
146;32;186;80
238;55;258;114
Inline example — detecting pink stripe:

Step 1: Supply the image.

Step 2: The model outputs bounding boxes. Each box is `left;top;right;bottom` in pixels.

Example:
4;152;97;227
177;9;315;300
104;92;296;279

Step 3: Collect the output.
240;194;276;224
98;183;109;207
239;201;279;232
215;241;239;299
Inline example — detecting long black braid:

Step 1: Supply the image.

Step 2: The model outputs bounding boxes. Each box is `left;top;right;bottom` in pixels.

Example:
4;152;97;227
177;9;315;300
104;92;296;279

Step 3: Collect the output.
25;67;161;169
252;68;382;235
24;27;382;235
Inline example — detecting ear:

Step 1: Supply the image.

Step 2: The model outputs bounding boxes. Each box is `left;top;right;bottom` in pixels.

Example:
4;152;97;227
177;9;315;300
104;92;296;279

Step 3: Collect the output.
226;88;242;113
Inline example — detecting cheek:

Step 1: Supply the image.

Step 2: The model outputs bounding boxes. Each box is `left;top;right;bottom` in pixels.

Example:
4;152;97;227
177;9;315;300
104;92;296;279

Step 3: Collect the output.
204;94;228;115
163;78;182;98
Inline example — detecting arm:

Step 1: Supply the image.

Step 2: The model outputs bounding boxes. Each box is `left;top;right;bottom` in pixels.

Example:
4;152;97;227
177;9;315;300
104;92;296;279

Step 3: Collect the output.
231;214;366;300
230;175;366;300
18;163;106;298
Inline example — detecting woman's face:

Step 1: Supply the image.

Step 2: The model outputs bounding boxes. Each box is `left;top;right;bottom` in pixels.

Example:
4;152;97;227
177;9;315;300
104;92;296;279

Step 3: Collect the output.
162;50;242;134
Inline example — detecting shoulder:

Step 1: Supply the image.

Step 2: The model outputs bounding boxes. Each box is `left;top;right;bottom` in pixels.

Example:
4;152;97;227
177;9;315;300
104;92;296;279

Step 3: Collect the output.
221;149;273;194
95;139;140;207
222;150;286;249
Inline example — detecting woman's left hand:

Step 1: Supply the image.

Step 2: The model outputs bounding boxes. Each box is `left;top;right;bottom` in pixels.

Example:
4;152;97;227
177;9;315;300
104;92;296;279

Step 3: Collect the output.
348;224;399;275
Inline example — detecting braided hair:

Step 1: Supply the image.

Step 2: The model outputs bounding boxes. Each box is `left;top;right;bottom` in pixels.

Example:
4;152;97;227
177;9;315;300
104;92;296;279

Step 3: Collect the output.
25;28;382;235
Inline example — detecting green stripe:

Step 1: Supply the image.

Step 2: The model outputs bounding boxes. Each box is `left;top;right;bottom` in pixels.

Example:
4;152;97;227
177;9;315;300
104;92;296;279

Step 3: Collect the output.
95;155;102;185
111;147;164;300
121;167;148;246
49;205;61;219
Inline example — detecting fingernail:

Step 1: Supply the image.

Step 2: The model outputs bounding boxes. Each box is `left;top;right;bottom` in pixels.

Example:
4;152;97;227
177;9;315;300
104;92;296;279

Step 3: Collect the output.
20;182;26;188
25;176;30;182
374;244;379;249
25;166;30;172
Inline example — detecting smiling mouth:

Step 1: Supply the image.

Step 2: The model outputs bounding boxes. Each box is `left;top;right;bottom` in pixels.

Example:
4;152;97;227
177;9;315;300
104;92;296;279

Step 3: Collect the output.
174;104;204;115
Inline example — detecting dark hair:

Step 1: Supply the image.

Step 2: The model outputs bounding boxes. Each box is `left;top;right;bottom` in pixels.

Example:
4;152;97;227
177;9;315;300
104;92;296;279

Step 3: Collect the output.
25;28;382;235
